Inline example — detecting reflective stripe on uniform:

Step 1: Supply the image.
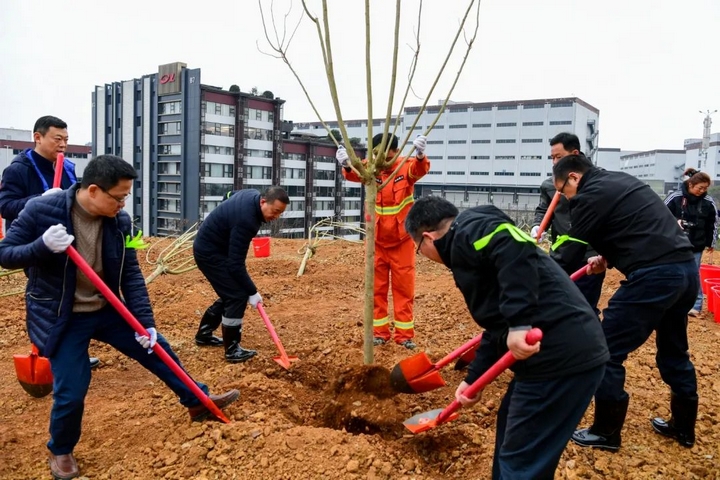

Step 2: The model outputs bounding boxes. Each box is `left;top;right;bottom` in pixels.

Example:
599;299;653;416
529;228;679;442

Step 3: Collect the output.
375;194;414;216
393;319;414;330
551;234;589;252
373;317;390;327
473;223;536;251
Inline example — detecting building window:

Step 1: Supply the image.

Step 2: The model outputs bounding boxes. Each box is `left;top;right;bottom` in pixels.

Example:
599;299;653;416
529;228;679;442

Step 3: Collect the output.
202;122;235;137
285;185;306;196
550;102;573;108
521;155;542;160
313;200;335;210
495;155;516;160
447;155;466;160
494;171;515;176
244;127;272;141
496;139;516;144
522;121;544;126
245;149;273;158
427;171;442;175
470;171;489;175
158;144;181;155
246;166;273;179
497;105;517;111
201;163;234;178
427;140;444;145
313;186;334;197
158;162;180;175
473;106;492;112
433;125;445;129
471;139;490;144
200;183;233;196
256;110;262;120
519;172;542;176
471;155;490;160
521;138;543;143
158;101;182;115
496;122;517;127
159;121;181;135
448;124;467;129
282;152;307;161
447;171;465;175
313;169;336;181
448;140;467;144
472;123;491;128
448;107;468;113
549;120;572;125
522;104;545;109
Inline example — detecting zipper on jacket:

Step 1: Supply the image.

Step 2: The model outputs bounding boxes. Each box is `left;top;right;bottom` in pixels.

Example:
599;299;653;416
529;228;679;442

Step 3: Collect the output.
118;228;126;288
57;256;69;317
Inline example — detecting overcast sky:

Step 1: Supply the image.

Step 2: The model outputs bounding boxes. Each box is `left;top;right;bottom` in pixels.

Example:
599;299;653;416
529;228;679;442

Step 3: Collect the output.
0;0;717;151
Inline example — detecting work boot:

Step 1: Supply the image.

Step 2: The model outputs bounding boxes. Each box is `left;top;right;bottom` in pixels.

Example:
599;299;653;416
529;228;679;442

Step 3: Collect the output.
222;325;257;363
651;392;698;448
89;357;100;369
373;337;388;346
48;452;79;479
195;310;223;347
572;397;629;451
188;389;240;422
399;339;416;350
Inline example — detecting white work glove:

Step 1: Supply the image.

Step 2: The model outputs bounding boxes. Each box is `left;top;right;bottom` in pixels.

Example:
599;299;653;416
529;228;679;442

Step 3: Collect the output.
42;224;74;253
530;225;547;242
134;327;157;353
413;135;427;155
42;187;63;196
336;146;349;167
249;292;263;309
455;381;483;407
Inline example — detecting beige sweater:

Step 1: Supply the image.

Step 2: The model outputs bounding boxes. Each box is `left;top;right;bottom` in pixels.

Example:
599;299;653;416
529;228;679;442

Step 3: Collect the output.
71;196;107;312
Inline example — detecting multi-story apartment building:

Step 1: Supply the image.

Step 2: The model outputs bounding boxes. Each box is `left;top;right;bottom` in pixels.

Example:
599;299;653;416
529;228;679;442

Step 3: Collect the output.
294;97;599;209
92;62;364;237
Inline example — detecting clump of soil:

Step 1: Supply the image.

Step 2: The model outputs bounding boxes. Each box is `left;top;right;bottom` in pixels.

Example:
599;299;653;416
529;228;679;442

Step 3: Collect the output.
331;365;398;399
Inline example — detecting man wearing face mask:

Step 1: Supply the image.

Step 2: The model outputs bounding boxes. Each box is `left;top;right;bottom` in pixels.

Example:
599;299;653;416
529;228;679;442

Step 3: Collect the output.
337;133;430;349
193;187;289;363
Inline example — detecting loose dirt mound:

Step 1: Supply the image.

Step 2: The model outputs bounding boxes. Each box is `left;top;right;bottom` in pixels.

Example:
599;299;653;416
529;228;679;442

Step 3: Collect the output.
0;240;719;479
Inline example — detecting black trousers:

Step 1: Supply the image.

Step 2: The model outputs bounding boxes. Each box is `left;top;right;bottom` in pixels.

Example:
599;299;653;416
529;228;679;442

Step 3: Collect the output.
196;254;249;319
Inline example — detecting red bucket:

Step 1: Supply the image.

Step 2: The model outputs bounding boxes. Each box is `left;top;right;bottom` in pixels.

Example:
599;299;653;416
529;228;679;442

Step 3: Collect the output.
703;278;720;297
709;285;720;314
251;237;271;258
700;265;720;295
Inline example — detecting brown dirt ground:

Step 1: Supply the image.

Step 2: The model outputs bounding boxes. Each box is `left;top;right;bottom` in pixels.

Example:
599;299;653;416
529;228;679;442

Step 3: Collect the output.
0;239;719;479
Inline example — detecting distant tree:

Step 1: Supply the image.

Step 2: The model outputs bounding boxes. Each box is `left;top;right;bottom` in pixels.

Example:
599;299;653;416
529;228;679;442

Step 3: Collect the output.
349;137;363;147
229;84;241;93
329;129;342;143
250;86;259;96
262;90;275;99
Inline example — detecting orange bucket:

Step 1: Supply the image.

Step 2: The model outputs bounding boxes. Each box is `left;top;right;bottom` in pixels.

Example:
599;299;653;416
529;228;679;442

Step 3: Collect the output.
251;237;271;258
699;265;720;295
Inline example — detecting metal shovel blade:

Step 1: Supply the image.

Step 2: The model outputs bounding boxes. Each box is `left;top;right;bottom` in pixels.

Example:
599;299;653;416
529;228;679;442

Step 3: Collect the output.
273;355;300;370
389;352;446;394
402;408;460;434
13;349;54;398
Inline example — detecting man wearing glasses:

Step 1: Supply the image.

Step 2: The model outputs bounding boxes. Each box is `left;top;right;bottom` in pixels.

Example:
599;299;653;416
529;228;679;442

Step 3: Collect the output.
0;116;100;369
552;155;699;452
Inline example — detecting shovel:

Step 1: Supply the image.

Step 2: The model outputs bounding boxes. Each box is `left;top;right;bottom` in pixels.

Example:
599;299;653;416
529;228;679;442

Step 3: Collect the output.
403;328;543;434
389;334;483;394
257;303;299;370
535;191;561;242
12;153;66;398
13;344;54;398
65;246;231;423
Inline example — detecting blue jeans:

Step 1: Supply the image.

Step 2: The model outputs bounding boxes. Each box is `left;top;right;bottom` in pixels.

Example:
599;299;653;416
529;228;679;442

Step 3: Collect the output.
492;364;605;480
596;260;698;403
692;251;703;311
47;306;209;454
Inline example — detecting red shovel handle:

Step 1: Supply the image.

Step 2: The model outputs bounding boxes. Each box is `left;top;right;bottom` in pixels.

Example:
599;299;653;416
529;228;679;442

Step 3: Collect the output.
257;303;291;363
536;191;561;241
434;333;483;370
570;264;589;282
436;328;543;424
53;153;64;189
65;246;230;423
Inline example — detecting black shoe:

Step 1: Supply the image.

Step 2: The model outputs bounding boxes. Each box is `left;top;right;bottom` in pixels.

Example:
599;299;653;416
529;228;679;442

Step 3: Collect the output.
373;337;387;346
571;428;621;451
651;393;697;448
89;357;100;370
399;340;416;350
195;308;224;347
222;324;257;363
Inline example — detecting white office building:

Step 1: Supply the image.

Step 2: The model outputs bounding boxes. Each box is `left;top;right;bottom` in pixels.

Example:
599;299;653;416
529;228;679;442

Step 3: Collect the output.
294;97;599;210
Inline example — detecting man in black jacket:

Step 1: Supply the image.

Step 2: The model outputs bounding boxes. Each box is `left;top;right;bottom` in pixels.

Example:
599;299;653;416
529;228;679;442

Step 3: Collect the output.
193;187;288;362
406;196;608;480
0;155;239;479
552;155;699;450
531;132;605;314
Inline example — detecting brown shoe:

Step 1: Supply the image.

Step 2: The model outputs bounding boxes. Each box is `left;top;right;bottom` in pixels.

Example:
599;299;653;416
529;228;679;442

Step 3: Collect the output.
188;389;240;422
49;452;79;479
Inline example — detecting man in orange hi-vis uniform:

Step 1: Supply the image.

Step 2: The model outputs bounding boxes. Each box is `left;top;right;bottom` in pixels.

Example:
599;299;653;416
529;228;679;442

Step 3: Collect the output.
337;133;429;349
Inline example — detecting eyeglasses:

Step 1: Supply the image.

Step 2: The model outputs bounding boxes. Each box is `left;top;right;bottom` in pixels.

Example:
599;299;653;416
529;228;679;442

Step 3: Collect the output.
99;187;130;204
559;176;570;194
416;236;425;255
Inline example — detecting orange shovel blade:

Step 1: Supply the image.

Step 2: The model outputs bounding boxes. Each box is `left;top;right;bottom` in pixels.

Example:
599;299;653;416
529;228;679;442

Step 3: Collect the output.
273;355;300;370
13;350;54;398
402;408;460;434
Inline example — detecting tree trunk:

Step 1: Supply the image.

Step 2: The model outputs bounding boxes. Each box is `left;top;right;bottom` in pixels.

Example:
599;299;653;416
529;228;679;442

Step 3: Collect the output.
363;180;377;364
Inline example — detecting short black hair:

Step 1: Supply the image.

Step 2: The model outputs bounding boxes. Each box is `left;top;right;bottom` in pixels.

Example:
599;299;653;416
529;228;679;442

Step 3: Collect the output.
262;186;289;204
549;132;581;152
552;154;593;181
405;196;459;242
371;133;399;151
81;155;138;190
33;116;67;136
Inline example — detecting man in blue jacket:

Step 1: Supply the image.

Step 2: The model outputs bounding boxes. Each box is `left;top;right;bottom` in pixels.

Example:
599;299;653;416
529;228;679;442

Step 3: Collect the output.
194;187;288;362
0;155;239;480
0;115;100;370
